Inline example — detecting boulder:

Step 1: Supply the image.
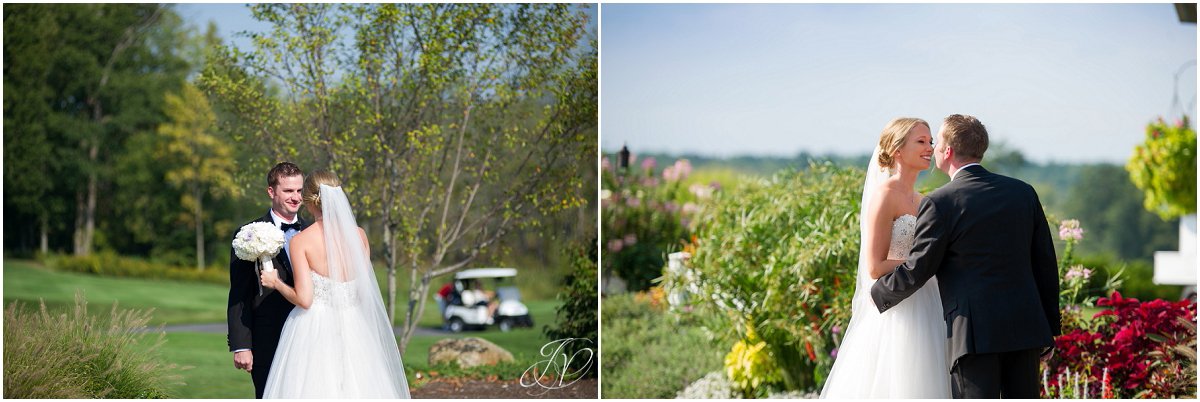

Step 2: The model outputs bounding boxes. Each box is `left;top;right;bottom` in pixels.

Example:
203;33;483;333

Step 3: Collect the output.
428;337;514;368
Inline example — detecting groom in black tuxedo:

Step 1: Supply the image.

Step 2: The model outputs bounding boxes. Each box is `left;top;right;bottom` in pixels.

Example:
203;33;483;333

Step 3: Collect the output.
870;115;1059;398
227;162;308;398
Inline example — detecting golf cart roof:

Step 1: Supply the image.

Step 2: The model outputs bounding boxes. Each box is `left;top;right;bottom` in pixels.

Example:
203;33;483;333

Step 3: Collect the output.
455;268;517;279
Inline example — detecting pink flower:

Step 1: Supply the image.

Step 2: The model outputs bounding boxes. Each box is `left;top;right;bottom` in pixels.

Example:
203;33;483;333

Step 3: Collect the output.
1065;265;1093;281
662;159;693;181
641;157;657;172
623;234;638;246
626;197;641;208
1058;219;1084;241
607;239;624;253
681;202;699;216
601;157;612;172
662;165;678;181
674;159;693;179
689;183;713;199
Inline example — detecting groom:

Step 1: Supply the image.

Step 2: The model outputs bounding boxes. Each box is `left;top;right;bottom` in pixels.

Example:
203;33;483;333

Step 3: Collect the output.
870;114;1059;398
227;162;308;398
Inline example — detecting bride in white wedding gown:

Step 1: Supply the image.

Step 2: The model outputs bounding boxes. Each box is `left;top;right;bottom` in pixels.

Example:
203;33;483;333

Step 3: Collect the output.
259;171;410;398
820;118;951;398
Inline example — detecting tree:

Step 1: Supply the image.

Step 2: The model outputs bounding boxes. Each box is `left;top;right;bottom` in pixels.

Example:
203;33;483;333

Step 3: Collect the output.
1062;164;1178;261
156;83;239;270
3;4;191;256
4;6;65;254
201;3;596;352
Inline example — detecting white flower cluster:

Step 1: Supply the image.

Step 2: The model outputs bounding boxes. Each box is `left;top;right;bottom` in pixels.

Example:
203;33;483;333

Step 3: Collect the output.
232;222;285;262
676;371;820;399
764;389;820;399
676;371;737;399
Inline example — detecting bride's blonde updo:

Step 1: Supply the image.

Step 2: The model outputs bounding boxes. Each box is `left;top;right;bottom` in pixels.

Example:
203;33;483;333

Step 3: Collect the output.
302;170;341;212
877;117;929;169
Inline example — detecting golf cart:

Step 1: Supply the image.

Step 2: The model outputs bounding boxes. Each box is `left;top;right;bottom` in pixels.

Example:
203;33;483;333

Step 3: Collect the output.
436;268;533;332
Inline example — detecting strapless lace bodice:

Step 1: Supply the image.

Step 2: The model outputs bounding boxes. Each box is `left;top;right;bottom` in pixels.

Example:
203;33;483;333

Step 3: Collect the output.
310;271;359;308
888;214;917;260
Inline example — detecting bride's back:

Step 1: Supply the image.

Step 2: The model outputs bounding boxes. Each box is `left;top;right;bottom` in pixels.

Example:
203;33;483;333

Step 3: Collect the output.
293;221;366;281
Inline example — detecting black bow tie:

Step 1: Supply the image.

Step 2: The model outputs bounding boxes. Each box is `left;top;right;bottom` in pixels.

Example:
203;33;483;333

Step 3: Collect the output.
280;222;301;233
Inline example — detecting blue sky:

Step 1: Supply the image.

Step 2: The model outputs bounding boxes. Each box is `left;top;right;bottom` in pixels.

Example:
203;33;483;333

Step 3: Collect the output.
601;4;1197;163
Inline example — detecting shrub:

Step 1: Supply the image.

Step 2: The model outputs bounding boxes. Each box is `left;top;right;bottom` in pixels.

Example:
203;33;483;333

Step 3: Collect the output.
3;293;181;398
601;292;723;398
1126;116;1196;220
44;251;228;285
543;238;598;378
602;155;711;292
679;163;861;394
1042;292;1196;398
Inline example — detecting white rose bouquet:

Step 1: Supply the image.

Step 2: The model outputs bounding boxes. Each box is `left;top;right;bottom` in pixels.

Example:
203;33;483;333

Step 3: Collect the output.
232;222;286;295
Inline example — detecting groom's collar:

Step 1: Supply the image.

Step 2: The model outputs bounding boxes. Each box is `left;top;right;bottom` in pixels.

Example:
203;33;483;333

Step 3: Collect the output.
950;163;982;181
269;209;299;227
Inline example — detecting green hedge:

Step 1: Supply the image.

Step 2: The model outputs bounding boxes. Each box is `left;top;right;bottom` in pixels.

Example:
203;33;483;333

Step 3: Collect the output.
600;293;723;398
43;252;228;285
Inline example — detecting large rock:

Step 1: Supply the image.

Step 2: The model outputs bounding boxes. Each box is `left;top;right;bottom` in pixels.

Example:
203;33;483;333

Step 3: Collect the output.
428;337;514;368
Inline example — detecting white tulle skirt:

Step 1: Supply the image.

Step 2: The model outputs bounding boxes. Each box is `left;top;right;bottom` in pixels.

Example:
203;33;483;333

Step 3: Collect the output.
262;295;410;398
820;277;951;398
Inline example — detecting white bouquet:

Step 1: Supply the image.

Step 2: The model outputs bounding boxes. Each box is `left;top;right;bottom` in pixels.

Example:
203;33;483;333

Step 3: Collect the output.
233;222;285;295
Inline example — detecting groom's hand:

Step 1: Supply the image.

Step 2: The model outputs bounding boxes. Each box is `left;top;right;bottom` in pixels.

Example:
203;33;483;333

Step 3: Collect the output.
234;350;254;372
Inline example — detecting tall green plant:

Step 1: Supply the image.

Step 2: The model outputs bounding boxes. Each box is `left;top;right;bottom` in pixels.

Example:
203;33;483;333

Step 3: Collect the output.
544;238;598;377
1127;116;1196;220
685;163;861;394
3;293;180;398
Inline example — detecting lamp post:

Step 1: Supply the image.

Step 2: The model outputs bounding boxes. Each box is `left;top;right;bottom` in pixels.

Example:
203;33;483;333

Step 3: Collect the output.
618;144;631;173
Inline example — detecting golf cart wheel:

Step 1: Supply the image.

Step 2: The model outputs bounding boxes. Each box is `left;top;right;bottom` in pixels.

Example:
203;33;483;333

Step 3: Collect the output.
498;318;513;332
448;317;465;333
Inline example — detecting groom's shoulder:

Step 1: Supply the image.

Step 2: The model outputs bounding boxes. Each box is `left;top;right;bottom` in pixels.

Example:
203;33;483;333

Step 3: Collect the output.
991;171;1037;193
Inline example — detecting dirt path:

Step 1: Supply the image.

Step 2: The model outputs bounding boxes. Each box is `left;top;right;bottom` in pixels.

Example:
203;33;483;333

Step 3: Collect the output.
411;378;597;399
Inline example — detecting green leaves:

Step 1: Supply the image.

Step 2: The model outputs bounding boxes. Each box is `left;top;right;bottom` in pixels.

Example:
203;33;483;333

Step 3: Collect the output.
685;163;862;393
1126;116;1196;220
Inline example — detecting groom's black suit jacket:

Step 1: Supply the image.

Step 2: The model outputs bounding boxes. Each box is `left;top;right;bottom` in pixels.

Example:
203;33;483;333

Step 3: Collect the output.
870;165;1060;367
226;211;307;397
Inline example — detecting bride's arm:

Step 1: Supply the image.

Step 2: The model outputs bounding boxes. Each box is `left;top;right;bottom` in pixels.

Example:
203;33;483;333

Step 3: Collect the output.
864;187;905;279
262;235;314;309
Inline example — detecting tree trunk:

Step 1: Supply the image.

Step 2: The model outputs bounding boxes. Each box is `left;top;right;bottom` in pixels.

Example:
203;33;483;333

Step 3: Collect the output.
384;222;396;322
400;274;434;354
195;186;205;271
39;217;49;255
74;189;85;255
73;143;98;257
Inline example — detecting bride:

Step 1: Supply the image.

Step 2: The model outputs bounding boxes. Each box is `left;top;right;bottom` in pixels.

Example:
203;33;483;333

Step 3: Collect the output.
259;171;410;398
820;118;951;398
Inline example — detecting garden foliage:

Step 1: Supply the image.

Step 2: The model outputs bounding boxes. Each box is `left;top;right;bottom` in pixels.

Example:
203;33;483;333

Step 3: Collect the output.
3;293;180;398
676;162;861;394
544;239;599;378
1126;116;1196;220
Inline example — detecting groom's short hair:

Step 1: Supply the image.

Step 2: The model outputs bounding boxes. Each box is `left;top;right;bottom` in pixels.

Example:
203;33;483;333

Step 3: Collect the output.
942;114;988;162
267;162;304;188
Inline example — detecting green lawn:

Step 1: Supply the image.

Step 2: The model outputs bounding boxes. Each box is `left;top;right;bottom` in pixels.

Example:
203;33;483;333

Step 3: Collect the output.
6;259;565;398
4;260;228;325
